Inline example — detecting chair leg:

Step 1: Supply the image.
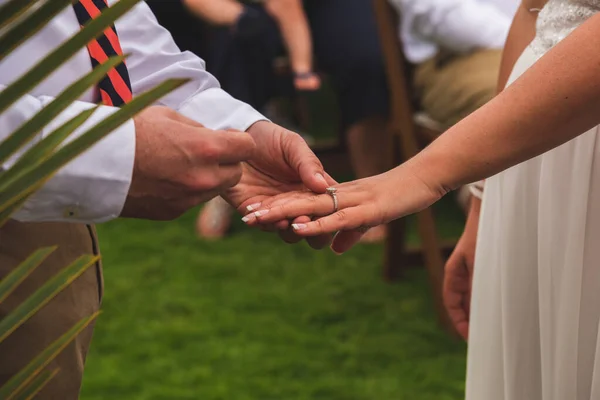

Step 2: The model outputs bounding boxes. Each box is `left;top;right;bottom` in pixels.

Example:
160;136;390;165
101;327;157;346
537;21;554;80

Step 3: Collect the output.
416;208;456;334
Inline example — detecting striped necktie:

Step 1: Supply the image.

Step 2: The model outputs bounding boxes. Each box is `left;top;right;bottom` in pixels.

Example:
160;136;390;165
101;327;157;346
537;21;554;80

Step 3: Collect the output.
73;0;133;107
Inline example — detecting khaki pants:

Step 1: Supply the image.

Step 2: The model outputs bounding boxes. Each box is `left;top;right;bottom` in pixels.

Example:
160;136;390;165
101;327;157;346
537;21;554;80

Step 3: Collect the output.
414;49;502;129
0;220;102;399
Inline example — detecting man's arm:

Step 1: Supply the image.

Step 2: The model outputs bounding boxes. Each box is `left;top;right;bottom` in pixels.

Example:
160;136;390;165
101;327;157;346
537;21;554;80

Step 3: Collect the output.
114;1;266;131
390;0;515;55
0;87;135;223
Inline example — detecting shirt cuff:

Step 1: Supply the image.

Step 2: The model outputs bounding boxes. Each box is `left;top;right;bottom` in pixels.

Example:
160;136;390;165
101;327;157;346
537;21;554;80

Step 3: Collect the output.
177;87;267;131
14;104;136;223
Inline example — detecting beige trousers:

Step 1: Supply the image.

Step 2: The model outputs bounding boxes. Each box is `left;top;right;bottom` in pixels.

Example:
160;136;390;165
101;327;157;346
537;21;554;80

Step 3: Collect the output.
0;220;102;399
414;49;503;129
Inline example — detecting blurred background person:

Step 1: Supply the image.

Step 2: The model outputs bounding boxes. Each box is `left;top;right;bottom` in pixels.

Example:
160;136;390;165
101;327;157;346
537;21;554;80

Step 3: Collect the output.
147;0;392;243
386;0;520;210
389;0;520;129
184;0;320;91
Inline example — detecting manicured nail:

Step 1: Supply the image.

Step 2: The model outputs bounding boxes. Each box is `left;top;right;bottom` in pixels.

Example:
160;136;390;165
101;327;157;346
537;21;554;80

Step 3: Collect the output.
254;210;270;218
292;223;307;231
246;203;262;212
241;215;253;223
315;173;327;185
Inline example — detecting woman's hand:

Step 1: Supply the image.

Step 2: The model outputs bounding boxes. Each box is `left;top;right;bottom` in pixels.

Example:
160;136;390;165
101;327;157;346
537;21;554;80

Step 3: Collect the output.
242;163;446;253
443;197;480;340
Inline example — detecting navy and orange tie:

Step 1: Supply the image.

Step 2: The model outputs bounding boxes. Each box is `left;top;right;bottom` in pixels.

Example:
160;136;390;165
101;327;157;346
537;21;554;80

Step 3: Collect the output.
73;0;133;107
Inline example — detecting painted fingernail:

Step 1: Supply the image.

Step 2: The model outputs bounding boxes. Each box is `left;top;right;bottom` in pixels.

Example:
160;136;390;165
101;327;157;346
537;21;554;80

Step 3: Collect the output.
246;203;262;212
292;223;307;231
254;210;270;218
315;173;327;184
241;215;253;223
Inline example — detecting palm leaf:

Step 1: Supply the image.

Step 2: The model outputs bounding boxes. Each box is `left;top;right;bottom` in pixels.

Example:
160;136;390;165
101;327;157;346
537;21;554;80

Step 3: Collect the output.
0;247;55;304
0;106;98;187
0;313;99;400
0;0;73;60
0;78;187;215
13;369;58;400
0;0;43;30
0;185;40;228
0;254;99;344
0;55;125;165
0;0;141;115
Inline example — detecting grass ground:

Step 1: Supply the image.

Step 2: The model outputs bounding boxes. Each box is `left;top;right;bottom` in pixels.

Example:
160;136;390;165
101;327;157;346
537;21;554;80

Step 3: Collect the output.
80;200;467;400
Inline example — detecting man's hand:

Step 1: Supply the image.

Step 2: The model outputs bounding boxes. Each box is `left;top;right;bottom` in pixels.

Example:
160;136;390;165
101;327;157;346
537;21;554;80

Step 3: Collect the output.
443;196;480;340
223;121;336;249
121;106;256;220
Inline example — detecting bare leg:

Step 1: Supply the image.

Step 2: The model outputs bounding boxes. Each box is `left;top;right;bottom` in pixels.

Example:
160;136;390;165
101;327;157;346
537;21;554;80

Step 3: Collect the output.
183;0;243;26
346;116;393;242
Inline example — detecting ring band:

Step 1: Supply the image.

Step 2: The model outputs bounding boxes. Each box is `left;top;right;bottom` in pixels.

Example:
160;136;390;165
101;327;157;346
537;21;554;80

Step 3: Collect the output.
326;187;339;213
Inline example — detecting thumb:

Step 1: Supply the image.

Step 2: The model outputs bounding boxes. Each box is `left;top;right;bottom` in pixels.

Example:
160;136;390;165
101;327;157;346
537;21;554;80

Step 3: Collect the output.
284;134;332;193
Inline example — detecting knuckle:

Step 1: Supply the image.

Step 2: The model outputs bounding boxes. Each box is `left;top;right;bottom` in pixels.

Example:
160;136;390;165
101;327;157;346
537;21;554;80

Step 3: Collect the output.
335;210;348;222
225;166;243;187
184;174;220;192
192;137;222;162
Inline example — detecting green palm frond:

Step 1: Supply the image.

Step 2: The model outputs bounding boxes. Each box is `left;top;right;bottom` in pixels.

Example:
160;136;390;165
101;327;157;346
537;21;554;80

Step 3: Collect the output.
0;0;73;59
0;0;188;396
0;0;141;114
0;313;99;400
0;54;125;165
13;369;59;400
0;0;44;30
0;247;55;304
0;254;100;344
0;78;186;218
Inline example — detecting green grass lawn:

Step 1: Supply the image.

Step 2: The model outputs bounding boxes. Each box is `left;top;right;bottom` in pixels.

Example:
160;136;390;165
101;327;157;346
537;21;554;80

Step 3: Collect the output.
81;202;467;400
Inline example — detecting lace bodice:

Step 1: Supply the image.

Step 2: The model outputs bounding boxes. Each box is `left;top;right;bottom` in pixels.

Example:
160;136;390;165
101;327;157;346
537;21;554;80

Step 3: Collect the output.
530;0;600;56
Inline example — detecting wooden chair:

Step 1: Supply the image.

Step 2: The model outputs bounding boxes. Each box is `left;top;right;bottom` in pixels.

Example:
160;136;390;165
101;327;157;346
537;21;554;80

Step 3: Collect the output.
371;0;457;332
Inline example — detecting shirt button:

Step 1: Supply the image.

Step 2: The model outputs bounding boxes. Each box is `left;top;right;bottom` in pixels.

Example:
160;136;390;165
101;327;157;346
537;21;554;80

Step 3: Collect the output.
64;206;79;219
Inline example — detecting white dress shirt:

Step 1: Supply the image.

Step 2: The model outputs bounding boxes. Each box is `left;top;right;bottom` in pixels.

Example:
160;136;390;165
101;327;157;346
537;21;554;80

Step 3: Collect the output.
0;0;265;223
388;0;521;64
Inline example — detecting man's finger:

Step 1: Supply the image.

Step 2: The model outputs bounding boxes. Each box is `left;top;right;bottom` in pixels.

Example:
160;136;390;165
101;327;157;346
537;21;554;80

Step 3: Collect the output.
306;233;334;250
331;230;365;254
284;134;330;193
206;130;257;164
278;227;304;244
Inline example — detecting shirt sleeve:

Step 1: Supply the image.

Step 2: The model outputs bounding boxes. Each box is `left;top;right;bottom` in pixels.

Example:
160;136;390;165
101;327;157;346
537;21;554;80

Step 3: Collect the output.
114;1;266;131
392;0;513;55
1;86;135;223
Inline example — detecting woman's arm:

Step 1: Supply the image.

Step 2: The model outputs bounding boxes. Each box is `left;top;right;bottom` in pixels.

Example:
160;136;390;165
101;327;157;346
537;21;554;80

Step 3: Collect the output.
414;12;600;195
469;1;541;200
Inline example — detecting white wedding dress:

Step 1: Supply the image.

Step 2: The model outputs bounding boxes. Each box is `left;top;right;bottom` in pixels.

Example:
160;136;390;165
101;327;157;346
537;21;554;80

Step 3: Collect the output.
468;1;600;399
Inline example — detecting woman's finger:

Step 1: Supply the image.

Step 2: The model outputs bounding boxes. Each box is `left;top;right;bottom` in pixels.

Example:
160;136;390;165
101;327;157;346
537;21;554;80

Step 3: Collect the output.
290;206;375;237
306;234;334;250
247;188;363;225
241;191;307;226
442;254;470;340
277;216;311;244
